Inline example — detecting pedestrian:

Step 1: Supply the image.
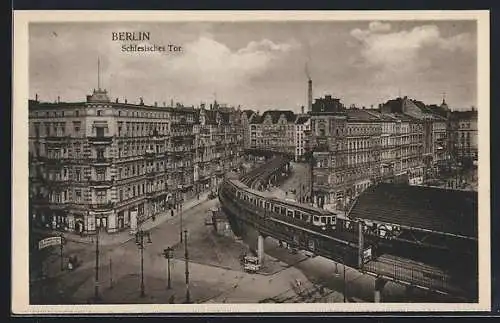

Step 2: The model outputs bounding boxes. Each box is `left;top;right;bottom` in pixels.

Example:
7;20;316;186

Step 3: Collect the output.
171;209;174;217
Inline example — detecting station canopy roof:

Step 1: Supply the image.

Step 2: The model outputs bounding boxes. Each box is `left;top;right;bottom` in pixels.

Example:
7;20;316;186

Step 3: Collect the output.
349;183;478;238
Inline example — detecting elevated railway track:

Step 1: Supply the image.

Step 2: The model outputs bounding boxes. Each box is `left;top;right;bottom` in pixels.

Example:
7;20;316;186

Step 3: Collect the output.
219;155;477;301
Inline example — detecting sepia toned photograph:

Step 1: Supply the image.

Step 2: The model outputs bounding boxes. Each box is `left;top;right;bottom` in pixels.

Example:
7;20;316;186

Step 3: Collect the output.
12;10;490;313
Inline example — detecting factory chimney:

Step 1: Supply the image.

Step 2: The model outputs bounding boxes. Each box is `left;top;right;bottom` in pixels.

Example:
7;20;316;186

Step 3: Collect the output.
307;78;312;112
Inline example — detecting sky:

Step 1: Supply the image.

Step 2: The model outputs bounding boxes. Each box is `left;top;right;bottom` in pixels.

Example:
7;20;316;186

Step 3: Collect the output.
29;20;477;113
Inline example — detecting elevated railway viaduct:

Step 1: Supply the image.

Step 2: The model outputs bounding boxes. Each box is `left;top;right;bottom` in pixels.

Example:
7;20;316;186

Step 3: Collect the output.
219;153;477;302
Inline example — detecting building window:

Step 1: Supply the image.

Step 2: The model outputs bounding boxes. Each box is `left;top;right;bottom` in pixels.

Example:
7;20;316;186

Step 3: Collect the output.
96;148;105;160
97;110;103;116
96;167;106;181
75;168;81;181
96;127;105;137
75;189;82;202
96;189;107;203
73;121;81;134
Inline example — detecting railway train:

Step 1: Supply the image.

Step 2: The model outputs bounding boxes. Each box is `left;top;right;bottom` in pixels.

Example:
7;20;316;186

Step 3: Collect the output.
219;176;370;267
222;178;354;233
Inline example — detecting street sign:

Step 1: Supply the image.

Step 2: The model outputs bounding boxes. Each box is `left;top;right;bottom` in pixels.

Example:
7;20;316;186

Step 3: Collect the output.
38;236;62;250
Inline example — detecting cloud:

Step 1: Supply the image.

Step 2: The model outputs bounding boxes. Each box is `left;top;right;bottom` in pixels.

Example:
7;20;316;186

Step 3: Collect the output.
95;34;300;104
369;21;392;33
351;23;475;73
165;36;299;90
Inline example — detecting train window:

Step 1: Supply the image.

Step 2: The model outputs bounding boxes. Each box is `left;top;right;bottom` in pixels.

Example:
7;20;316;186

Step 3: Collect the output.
274;206;280;214
265;202;270;210
331;217;336;224
321;217;327;224
294;210;300;219
287;210;293;217
313;216;319;222
281;208;286;215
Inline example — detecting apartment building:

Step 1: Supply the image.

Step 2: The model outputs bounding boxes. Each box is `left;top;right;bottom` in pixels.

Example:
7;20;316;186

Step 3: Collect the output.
307;95;426;211
249;110;297;158
449;108;478;161
241;110;256;149
294;114;310;162
29;88;243;235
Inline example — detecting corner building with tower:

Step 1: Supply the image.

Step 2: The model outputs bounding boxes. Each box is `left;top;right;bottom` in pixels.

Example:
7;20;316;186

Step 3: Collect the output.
28;88;243;235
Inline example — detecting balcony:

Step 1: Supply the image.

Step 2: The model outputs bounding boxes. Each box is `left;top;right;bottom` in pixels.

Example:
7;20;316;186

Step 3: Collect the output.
89;201;114;211
89;179;114;188
88;136;113;145
145;150;156;158
45;136;71;144
92;157;112;165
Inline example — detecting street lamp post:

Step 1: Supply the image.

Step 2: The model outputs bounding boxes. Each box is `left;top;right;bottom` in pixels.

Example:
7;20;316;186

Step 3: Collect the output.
179;203;184;243
59;233;64;271
135;228;152;297
162;247;174;289
184;230;190;303
94;218;100;302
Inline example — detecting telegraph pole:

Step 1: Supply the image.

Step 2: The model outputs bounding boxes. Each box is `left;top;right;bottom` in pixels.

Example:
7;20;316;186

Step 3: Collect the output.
136;228;152;297
180;203;184;243
343;249;347;303
60;233;64;271
184;230;190;303
94;222;100;302
163;247;173;289
140;234;144;297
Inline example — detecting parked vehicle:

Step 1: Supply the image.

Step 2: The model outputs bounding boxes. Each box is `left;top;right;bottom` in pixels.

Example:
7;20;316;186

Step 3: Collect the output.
243;256;261;273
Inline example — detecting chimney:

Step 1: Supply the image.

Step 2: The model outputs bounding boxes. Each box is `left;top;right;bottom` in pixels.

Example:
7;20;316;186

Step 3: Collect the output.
170;99;174;107
125;98;128;104
154;101;157;107
35;93;38;102
307;78;312;112
57;96;60;103
301;106;304;114
115;98;119;103
139;97;144;105
471;106;475;112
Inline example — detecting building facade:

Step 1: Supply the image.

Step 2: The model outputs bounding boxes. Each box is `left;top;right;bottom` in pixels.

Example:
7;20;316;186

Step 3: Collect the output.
449;108;478;161
249;110;297;158
241;110;256;150
29;89;243;235
294;115;310;161
307;95;426;211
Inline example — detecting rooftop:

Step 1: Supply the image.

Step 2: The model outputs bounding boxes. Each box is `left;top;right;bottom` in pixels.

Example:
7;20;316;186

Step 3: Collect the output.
295;115;310;124
254;110;297;124
349;183;477;238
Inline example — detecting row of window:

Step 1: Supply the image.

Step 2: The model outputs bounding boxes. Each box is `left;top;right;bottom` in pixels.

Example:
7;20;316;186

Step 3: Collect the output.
32;108;194;120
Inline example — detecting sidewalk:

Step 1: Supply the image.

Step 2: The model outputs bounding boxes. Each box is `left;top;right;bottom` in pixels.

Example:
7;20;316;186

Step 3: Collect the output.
35;192;211;247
